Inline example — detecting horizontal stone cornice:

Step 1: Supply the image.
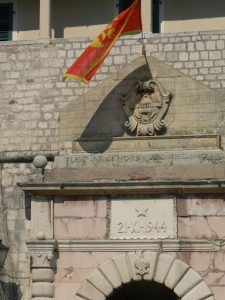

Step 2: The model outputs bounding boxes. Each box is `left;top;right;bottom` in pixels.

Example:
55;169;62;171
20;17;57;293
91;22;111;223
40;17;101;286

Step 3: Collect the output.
34;239;225;252
19;179;225;195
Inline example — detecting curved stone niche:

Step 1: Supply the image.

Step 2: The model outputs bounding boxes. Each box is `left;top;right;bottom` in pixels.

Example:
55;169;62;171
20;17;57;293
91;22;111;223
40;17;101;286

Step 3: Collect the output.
74;252;214;300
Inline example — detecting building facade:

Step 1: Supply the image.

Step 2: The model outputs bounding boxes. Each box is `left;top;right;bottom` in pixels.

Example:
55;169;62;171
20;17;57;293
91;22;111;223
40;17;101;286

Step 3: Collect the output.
1;0;225;41
0;1;225;300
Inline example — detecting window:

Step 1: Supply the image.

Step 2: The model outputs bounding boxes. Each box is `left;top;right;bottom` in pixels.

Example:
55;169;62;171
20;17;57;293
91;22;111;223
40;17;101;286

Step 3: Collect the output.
153;0;160;33
0;3;13;41
118;0;133;13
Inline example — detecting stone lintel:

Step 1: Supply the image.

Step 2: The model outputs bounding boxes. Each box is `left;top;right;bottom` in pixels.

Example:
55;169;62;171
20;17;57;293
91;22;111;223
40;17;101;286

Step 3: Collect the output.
18;179;225;196
74;134;220;153
56;239;222;252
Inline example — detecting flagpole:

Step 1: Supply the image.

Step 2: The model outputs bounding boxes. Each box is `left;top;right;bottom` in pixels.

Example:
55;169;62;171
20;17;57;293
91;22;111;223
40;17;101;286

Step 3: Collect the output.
140;33;153;80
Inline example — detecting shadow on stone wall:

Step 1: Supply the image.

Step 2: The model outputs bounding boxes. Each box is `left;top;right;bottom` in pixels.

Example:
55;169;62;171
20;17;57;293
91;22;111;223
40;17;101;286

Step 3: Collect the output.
2;282;22;300
79;64;152;153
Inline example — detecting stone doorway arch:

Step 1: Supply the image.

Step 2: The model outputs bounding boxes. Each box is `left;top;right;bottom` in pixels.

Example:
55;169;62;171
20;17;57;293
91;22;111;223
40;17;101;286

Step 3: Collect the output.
74;252;214;300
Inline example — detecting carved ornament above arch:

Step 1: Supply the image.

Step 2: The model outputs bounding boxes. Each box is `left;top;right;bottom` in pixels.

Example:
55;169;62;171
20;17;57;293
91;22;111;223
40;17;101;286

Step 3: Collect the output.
75;252;214;300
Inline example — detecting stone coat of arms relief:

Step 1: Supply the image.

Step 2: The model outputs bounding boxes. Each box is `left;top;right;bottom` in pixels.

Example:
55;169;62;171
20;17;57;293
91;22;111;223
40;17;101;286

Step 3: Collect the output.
120;80;172;136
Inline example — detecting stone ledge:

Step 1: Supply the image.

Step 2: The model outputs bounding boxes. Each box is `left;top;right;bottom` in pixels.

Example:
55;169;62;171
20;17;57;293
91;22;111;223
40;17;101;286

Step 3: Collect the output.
52;239;222;252
18;179;225;195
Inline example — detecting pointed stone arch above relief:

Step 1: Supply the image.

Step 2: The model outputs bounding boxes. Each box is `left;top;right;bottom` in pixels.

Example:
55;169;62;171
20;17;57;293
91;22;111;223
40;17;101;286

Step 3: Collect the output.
59;54;224;154
75;252;214;300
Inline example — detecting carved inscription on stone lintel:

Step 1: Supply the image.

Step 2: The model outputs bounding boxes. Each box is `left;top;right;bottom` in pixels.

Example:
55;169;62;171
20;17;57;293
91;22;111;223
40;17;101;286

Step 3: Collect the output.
110;197;177;239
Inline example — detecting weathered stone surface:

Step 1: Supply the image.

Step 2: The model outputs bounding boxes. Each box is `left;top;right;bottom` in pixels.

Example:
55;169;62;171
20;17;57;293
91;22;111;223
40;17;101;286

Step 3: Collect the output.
177;195;225;216
178;217;225;239
54;217;107;239
32;269;54;282
55;282;80;300
77;280;105;300
87;269;113;296
214;252;225;272
165;259;190;289
112;254;132;284
181;281;212;300
210;287;225;300
73;135;219;153
154;253;175;283
54;197;107;218
46;163;225;183
204;271;225;286
31;196;53;239
177;252;212;272
174;269;202;297
99;259;122;289
32;282;54;297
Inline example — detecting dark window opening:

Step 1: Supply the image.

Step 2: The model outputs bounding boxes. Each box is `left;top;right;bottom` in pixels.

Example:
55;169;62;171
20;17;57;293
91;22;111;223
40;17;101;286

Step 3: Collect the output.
0;3;13;41
107;280;179;300
118;0;134;13
153;0;160;33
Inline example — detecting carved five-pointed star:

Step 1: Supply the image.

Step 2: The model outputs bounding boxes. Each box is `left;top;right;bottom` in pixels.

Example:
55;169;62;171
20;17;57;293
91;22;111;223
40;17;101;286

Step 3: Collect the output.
135;208;149;217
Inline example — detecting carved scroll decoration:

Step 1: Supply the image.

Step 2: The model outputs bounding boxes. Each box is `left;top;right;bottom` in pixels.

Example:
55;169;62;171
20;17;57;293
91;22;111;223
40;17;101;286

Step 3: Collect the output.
120;80;172;136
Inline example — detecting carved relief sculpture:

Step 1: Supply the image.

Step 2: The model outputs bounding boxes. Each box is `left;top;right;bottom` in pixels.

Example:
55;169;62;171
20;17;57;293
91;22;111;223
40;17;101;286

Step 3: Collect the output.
134;253;150;278
120;80;172;136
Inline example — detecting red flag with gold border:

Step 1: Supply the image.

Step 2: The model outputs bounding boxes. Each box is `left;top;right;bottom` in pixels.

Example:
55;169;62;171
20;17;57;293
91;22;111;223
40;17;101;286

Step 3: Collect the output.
63;0;142;84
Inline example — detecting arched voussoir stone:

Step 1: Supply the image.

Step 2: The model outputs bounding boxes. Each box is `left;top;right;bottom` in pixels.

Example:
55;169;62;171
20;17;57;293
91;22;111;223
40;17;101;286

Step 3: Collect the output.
98;259;122;289
165;258;190;290
111;254;132;284
75;252;215;300
181;281;212;300
154;253;175;284
87;268;114;296
77;279;106;300
174;268;202;297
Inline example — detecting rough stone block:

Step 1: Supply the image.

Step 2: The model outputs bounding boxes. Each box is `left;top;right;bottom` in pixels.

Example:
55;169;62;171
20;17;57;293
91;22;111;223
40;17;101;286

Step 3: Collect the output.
210;287;224;300
165;259;190;289
214;253;225;272
174;269;202;297
76;280;105;300
181;281;212;300
54;217;107;239
99;259;122;289
178;217;225;239
177;196;225;216
54;198;101;217
112;254;132;284
87;269;113;296
154;253;175;284
32;282;54;298
177;253;211;272
32;269;54;282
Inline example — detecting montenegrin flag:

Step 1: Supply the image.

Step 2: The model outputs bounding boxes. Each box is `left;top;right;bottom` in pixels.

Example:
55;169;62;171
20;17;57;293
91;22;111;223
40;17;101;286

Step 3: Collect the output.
63;0;142;84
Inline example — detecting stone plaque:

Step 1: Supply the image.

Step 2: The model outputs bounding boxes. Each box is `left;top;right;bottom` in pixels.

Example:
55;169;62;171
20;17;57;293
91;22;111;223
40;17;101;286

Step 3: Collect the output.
110;197;177;239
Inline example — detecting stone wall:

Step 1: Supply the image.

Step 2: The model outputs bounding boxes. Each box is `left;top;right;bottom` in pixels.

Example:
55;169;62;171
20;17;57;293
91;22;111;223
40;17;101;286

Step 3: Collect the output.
0;30;225;153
